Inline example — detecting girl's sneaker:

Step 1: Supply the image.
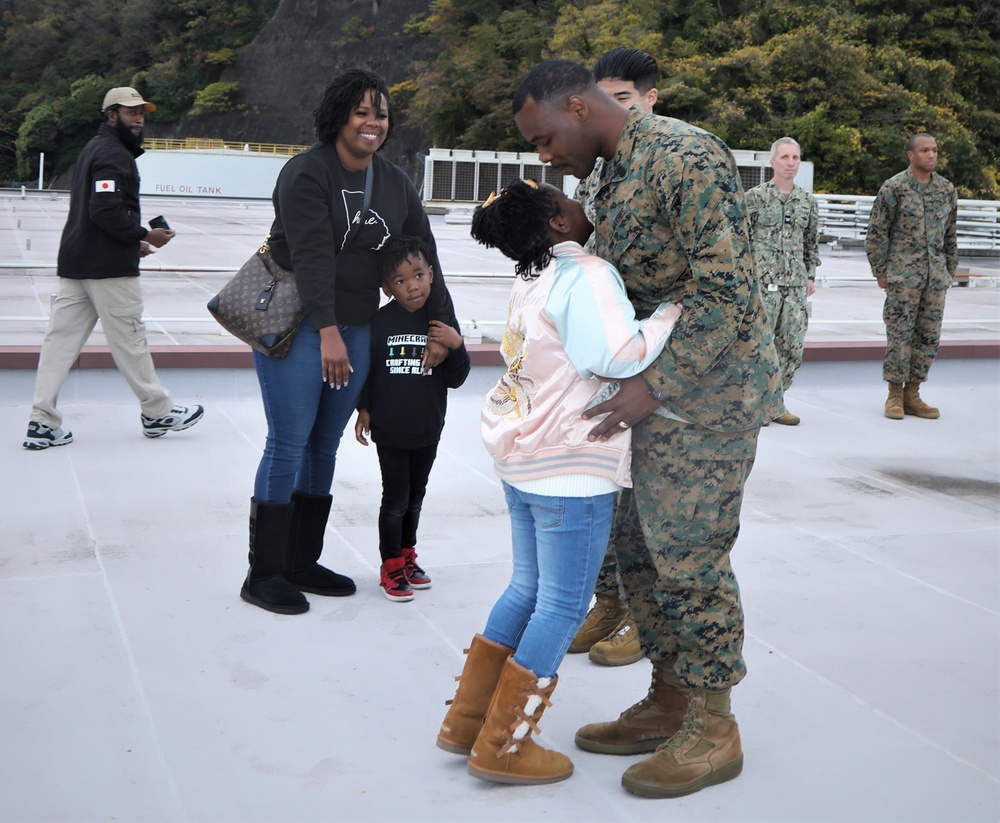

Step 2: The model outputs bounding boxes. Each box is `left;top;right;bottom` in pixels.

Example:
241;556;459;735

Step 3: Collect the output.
401;547;432;589
380;557;414;602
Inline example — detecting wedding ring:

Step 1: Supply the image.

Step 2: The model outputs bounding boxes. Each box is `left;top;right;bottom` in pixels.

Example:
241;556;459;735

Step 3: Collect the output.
618;421;630;429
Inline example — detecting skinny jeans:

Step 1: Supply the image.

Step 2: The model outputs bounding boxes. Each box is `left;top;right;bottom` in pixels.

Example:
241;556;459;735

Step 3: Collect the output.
253;318;371;503
484;483;614;678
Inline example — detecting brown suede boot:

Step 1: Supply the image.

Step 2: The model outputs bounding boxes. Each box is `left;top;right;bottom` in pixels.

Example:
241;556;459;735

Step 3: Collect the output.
568;593;626;653
903;382;940;419
621;688;743;798
574;661;690;754
467;658;573;785
884;382;904;419
588;618;643;666
437;634;514;755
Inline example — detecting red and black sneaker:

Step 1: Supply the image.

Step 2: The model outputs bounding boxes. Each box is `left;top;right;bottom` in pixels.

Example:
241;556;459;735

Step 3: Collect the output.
380;557;414;602
401;547;432;589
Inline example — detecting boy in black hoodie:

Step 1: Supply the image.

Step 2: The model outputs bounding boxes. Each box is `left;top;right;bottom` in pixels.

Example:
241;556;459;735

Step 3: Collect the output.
355;236;471;601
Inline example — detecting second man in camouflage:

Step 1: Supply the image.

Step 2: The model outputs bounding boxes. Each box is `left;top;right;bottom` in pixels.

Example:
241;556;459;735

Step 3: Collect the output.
745;137;820;426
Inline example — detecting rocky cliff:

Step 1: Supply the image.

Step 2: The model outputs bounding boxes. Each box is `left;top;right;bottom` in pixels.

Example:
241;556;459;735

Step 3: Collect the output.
160;0;437;182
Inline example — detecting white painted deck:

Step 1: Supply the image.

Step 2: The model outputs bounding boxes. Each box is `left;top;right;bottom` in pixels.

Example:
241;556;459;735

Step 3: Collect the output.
1;194;998;822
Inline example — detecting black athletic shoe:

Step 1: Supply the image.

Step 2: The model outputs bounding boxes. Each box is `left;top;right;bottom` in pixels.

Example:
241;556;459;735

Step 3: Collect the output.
141;404;204;438
23;421;73;450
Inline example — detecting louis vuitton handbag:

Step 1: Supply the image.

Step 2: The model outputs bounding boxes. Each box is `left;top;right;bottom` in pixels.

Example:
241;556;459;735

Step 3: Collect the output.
207;235;304;358
209;164;372;358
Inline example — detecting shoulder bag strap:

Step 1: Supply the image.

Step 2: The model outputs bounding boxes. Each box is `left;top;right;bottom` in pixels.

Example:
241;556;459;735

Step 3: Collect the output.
258;163;372;257
341;164;373;252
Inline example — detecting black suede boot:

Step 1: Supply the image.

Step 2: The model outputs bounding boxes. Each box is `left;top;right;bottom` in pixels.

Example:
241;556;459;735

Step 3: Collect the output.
285;491;357;596
240;499;309;615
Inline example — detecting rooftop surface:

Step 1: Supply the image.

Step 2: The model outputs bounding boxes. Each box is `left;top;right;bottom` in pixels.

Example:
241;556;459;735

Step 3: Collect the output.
1;192;998;822
1;191;998;356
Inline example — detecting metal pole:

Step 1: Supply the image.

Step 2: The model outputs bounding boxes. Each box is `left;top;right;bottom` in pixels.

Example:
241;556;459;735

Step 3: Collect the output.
38;152;44;190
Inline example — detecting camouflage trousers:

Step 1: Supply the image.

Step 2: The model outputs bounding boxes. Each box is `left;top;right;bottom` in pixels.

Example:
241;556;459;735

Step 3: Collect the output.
593;539;624;599
611;413;759;690
762;284;808;392
882;284;947;383
593;490;625;599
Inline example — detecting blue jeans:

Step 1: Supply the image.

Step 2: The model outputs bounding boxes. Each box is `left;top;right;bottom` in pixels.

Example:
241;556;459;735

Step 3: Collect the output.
253;318;371;503
483;483;615;678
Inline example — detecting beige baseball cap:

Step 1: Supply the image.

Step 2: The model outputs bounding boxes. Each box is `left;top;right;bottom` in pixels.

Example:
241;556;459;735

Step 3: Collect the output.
102;87;156;112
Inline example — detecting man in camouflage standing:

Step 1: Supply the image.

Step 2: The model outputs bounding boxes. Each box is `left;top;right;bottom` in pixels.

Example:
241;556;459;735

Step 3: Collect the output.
569;46;661;668
745;137;820;426
513;60;781;799
866;132;957;420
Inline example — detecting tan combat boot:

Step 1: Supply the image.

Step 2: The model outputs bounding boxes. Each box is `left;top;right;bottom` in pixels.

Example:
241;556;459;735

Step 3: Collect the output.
467;658;573;785
575;660;690;754
773;408;800;426
621;688;743;798
884;382;904;419
437;634;514;755
588;617;643;666
568;593;626;653
903;382;940;419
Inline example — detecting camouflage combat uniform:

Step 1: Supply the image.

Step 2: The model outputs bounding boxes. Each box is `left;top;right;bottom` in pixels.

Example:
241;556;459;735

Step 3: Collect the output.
865;169;958;383
590;107;782;690
574;158;625;601
574;158;603;255
745;180;820;392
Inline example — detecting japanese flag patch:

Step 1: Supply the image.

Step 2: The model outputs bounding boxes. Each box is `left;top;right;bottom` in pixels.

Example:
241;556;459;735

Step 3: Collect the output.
94;179;116;192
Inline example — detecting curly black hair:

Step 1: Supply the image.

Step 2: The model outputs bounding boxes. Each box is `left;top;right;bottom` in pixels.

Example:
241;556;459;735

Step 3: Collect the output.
469;180;560;280
512;60;594;115
379;235;432;284
313;68;395;147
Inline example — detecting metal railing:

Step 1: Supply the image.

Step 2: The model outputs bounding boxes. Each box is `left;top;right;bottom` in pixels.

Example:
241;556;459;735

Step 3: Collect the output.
816;194;999;251
143;138;309;156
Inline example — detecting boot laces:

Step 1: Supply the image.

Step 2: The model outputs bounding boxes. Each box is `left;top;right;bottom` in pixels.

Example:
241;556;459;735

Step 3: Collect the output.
608;622;634;646
495;688;553;757
620;667;667;718
665;693;706;751
580;599;617;630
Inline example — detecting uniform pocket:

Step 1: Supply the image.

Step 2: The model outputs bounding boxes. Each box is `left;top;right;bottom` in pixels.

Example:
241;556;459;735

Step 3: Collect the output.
757;206;782;227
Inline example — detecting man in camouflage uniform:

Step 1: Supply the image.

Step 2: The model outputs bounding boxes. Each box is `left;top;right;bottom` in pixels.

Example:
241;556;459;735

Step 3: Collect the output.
745;137;820;426
866;133;957;420
513;60;781;799
569;46;661;667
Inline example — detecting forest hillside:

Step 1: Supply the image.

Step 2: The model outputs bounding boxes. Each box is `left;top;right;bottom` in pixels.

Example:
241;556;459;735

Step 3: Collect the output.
2;0;997;196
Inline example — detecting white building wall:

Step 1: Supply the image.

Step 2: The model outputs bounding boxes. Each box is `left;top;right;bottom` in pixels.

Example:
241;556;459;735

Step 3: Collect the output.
136;149;291;199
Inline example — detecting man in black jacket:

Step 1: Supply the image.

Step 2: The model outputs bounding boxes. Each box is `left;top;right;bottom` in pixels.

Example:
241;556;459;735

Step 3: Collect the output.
23;87;203;450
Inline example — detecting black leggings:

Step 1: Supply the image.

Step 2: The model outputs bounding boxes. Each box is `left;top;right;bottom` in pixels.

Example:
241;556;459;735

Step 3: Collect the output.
376;443;438;561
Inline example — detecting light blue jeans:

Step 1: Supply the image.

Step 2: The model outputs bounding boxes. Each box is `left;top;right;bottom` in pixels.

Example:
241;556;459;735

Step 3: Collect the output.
253;318;371;503
483;482;616;678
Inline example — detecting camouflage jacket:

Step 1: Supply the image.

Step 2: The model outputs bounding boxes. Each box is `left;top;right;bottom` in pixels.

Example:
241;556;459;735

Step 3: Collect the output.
865;169;958;289
590;108;781;432
744;180;820;286
574;157;603;253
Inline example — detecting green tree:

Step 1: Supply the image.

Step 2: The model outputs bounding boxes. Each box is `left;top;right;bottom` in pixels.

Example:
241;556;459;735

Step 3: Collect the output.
1;0;997;196
397;0;999;196
1;0;279;182
407;1;554;150
549;0;664;65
